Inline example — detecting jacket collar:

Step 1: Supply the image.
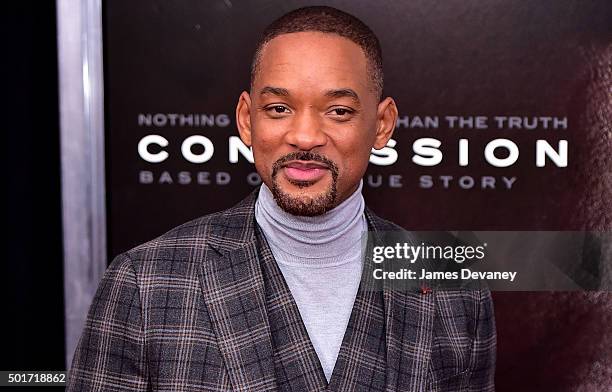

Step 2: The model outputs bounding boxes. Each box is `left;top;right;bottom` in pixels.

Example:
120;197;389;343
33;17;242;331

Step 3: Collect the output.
198;187;434;391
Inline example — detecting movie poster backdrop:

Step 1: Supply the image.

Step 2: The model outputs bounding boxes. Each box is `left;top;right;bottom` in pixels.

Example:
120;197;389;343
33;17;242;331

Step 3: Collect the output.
103;1;612;390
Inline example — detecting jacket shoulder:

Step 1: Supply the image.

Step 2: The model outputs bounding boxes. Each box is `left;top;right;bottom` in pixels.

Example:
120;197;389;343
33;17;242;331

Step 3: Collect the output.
364;206;407;232
118;189;259;269
122;210;220;259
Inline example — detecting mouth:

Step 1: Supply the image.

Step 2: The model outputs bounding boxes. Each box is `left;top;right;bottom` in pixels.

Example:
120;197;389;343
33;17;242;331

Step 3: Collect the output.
281;160;330;183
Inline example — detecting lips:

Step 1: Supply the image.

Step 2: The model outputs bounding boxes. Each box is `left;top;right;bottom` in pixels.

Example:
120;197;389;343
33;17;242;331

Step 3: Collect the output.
282;160;329;182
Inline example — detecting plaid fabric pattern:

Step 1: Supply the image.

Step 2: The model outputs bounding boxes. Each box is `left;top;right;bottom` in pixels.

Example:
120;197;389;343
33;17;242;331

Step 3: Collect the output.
67;187;496;391
257;224;388;392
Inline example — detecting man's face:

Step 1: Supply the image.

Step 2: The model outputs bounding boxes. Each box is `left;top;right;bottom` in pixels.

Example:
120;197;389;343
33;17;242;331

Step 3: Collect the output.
236;31;397;216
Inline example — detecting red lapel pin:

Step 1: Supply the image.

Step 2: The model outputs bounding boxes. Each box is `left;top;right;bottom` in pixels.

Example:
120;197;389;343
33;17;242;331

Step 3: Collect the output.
420;285;432;295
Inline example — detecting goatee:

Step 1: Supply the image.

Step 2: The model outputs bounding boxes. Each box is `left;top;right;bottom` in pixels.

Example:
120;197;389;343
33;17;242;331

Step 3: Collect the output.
270;151;339;216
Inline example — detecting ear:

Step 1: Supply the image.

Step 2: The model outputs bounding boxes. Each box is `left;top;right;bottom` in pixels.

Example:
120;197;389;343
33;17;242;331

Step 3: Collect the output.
236;91;253;146
373;97;398;149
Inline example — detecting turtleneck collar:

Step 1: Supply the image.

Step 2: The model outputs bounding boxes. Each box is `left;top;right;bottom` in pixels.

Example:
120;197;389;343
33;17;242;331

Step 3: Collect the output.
255;179;367;266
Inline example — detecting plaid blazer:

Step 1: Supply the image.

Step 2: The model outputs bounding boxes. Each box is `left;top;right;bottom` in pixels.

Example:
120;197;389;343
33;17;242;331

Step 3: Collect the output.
67;188;496;391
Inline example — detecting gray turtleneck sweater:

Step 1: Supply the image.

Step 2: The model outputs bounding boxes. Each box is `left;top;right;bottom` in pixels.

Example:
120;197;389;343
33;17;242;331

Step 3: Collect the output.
254;180;367;382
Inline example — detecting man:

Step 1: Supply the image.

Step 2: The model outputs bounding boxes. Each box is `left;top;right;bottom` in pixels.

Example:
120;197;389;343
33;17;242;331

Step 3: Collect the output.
67;6;496;391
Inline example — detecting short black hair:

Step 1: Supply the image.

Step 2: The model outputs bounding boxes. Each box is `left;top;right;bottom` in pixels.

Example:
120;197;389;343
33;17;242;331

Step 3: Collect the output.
250;6;383;100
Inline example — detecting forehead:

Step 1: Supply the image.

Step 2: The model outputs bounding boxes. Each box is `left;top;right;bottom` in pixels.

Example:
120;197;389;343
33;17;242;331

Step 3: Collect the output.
255;31;370;95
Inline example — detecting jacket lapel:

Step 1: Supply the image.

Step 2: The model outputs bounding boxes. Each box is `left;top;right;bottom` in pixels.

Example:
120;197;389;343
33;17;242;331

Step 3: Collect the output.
197;189;278;392
364;208;435;392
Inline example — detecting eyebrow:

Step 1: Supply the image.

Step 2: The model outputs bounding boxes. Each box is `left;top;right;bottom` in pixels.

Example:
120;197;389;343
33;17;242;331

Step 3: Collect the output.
259;86;290;97
258;86;361;103
324;88;360;103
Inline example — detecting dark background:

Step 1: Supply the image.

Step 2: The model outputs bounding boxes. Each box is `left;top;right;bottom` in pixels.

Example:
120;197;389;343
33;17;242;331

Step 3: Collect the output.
4;0;66;379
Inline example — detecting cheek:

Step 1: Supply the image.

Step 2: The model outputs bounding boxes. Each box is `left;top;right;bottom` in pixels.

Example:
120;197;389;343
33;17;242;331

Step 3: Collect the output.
252;147;271;170
336;140;373;180
251;134;281;177
251;122;286;152
252;131;273;148
337;126;376;167
251;128;277;157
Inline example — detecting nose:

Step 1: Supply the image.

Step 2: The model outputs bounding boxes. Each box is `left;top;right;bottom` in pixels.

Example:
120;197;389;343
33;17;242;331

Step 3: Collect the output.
284;109;327;151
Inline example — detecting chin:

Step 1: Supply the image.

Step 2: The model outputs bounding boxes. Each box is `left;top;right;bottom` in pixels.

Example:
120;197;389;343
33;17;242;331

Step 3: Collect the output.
270;178;338;217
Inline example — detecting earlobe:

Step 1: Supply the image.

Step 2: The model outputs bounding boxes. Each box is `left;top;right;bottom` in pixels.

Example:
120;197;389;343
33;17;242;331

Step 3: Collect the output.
373;97;398;150
236;91;253;146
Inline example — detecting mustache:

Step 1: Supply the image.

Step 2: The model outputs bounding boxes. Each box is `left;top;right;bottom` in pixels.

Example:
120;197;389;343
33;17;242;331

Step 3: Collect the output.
271;151;339;178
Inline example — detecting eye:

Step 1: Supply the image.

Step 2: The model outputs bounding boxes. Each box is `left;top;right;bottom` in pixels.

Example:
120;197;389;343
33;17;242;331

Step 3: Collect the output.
266;105;291;114
328;107;355;119
332;108;350;116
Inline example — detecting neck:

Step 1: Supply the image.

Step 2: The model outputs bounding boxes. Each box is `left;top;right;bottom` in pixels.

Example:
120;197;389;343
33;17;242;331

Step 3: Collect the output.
255;180;366;266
